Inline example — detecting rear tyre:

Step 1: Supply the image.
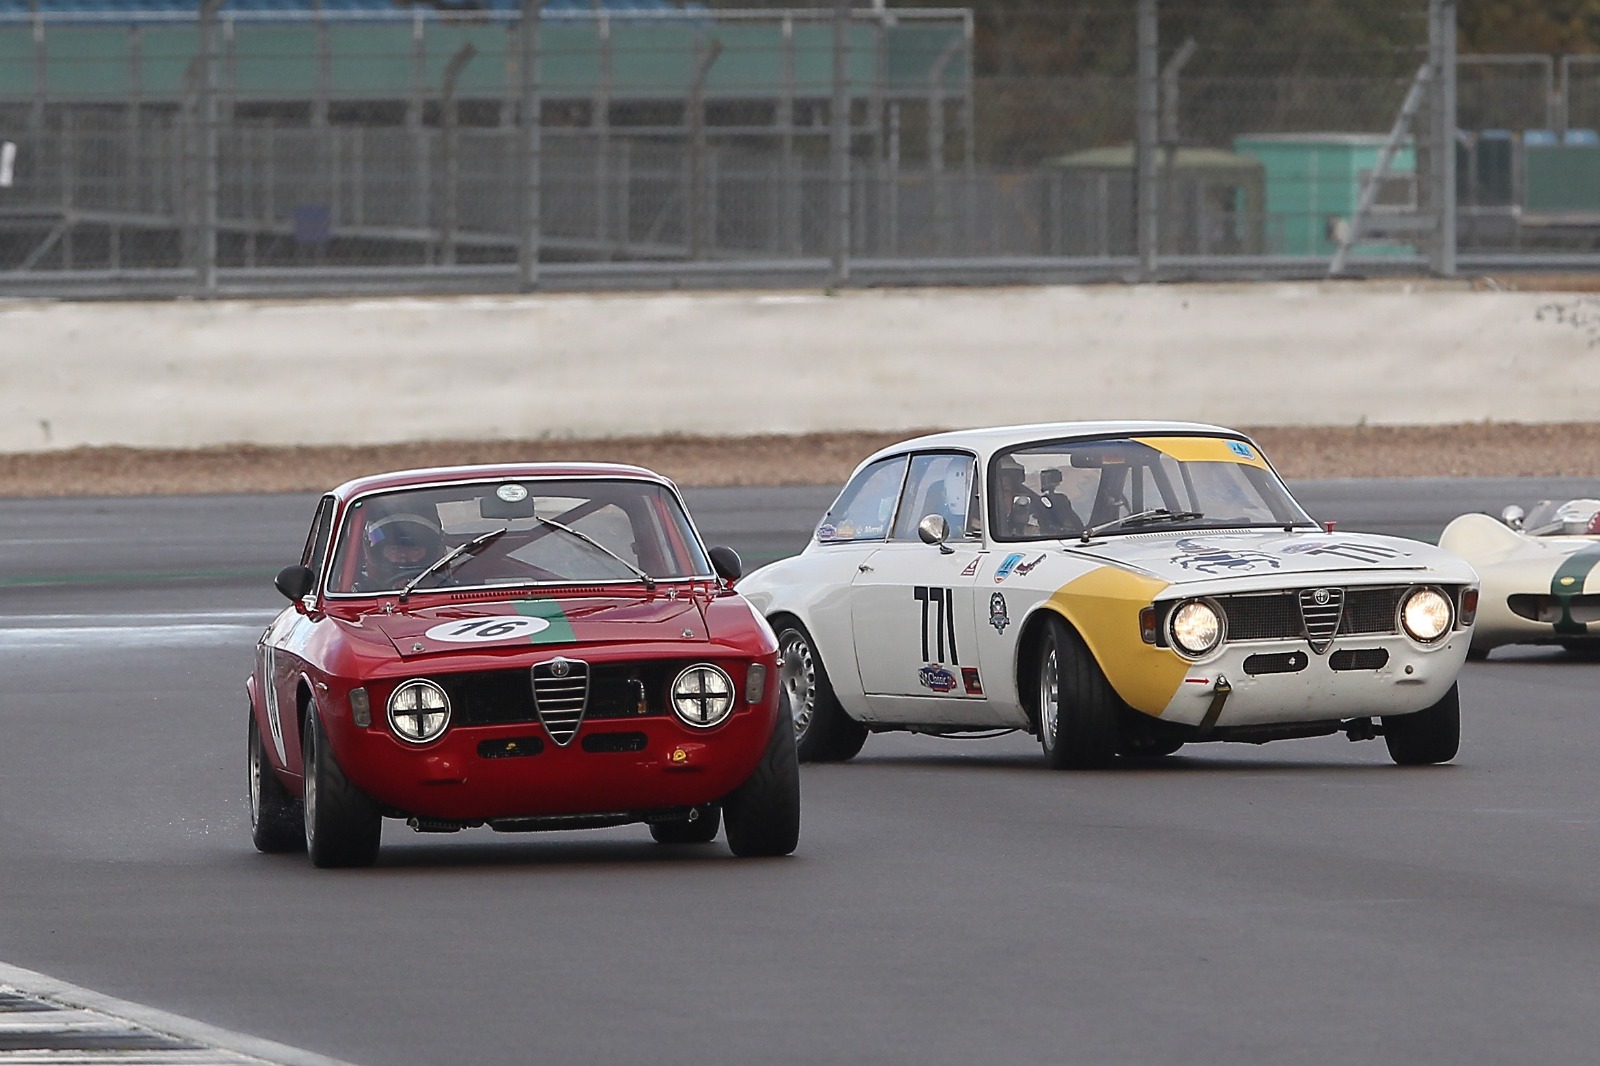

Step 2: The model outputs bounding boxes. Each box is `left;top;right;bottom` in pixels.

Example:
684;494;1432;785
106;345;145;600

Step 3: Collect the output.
1035;616;1119;770
248;710;305;854
722;695;801;858
302;711;382;868
1382;682;1461;766
649;806;721;845
776;621;867;763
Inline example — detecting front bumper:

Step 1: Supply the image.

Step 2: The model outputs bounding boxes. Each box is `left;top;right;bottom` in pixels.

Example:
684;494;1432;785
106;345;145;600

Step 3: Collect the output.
1154;633;1468;727
322;706;776;821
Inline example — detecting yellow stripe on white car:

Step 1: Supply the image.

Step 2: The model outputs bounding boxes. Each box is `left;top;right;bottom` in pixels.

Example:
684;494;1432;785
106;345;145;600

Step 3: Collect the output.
1047;567;1188;716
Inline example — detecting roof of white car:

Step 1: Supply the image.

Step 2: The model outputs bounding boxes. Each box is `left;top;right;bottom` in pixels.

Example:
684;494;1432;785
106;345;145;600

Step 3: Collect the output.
867;421;1249;462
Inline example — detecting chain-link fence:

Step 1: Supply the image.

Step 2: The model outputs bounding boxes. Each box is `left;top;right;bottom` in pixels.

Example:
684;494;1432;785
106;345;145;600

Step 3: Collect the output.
0;0;1595;297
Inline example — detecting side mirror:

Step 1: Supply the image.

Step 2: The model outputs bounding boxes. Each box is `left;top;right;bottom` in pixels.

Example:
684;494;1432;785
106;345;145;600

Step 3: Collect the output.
917;514;953;554
275;564;315;603
708;545;743;582
1501;504;1525;531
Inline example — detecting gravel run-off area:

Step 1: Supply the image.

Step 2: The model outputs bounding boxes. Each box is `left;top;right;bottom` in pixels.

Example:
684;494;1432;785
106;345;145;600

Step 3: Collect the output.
2;423;1599;497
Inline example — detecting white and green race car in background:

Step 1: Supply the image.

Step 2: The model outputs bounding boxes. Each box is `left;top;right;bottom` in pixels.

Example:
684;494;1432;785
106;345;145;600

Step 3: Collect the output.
738;422;1479;769
1440;497;1600;659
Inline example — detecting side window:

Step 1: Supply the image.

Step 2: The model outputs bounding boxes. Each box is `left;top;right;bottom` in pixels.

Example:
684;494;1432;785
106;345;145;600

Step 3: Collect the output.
300;496;336;577
892;453;979;541
817;456;908;543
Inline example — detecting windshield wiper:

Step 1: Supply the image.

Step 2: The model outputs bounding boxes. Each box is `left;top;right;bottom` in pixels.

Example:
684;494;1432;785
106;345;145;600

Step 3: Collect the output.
536;516;657;591
1080;508;1204;542
398;527;507;603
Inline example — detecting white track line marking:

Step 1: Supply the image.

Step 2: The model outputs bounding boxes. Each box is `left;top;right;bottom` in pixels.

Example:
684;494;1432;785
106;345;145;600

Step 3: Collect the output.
0;961;360;1066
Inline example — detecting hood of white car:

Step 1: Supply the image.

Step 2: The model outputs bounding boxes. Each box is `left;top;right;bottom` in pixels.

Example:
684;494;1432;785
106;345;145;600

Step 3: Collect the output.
1064;530;1454;586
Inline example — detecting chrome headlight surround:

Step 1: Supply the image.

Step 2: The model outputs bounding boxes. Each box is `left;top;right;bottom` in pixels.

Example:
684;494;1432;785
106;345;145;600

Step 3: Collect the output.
387;678;451;744
1400;586;1453;644
1168;598;1225;659
671;664;735;729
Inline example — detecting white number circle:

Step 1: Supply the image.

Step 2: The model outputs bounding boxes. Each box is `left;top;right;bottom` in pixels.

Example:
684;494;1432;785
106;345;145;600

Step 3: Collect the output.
424;616;551;643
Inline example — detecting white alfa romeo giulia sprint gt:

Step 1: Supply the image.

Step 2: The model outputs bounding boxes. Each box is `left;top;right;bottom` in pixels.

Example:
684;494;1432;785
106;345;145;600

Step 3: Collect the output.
738;422;1478;769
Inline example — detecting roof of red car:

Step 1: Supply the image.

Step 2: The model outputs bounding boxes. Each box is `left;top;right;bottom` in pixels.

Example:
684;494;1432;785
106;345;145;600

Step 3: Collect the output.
330;462;670;500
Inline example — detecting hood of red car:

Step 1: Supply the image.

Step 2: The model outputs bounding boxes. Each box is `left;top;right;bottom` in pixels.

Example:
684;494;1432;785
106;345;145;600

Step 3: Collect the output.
360;594;709;659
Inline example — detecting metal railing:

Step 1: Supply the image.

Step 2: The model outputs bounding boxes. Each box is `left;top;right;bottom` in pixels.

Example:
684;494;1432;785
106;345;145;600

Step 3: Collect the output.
0;1;1595;298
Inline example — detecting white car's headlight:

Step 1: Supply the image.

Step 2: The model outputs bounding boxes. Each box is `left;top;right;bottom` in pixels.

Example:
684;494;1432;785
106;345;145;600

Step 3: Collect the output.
1401;587;1453;643
1169;599;1224;657
388;679;450;744
671;664;735;728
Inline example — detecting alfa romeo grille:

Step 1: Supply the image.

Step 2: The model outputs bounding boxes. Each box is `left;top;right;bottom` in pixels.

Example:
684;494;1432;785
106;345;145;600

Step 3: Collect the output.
532;658;590;746
1299;588;1345;654
1207;586;1406;649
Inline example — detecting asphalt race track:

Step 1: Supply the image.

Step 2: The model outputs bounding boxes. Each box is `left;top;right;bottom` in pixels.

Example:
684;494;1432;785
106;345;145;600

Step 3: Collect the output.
3;478;1600;1065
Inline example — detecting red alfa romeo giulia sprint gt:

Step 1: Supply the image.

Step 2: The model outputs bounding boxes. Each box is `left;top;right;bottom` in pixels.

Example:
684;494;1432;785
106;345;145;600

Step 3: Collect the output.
245;464;798;867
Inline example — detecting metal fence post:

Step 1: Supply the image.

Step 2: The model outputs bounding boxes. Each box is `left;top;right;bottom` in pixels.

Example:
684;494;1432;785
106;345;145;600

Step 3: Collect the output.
441;43;478;267
829;0;851;288
1430;0;1457;277
779;15;800;257
594;14;613;252
1135;0;1159;280
198;0;222;294
518;0;544;292
688;34;724;260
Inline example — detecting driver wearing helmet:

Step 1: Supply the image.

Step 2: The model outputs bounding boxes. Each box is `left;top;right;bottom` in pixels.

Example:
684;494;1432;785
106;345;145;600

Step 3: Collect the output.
996;455;1040;537
1035;467;1085;536
360;512;444;591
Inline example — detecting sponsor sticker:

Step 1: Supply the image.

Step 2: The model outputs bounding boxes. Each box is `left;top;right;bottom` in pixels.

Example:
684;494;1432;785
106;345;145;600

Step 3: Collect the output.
960;558;981;577
989;592;1010;634
420;599;577;646
1170;538;1283;574
918;664;958;693
961;667;984;696
1228;441;1255;460
994;553;1024;583
424;615;551;643
496;483;529;503
1280;541;1408;563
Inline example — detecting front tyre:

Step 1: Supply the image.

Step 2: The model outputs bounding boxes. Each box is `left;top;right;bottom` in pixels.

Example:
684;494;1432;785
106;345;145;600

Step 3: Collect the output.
1035;616;1119;770
776;621;867;763
302;711;382;868
248;710;304;853
1382;682;1461;766
649;806;721;845
722;695;801;858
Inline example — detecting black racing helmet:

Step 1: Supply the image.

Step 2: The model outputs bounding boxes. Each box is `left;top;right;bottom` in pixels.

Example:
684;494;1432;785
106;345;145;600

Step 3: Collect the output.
364;513;443;584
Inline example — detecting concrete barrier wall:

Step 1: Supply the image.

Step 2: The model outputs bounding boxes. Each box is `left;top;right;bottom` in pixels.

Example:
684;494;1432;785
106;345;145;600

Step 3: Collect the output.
3;281;1597;453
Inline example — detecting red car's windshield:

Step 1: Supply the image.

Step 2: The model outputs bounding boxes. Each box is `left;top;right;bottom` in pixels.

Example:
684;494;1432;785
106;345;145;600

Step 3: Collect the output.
326;478;713;595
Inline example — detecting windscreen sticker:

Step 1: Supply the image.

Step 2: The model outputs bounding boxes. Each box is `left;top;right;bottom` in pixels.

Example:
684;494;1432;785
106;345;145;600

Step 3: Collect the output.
1134;436;1271;470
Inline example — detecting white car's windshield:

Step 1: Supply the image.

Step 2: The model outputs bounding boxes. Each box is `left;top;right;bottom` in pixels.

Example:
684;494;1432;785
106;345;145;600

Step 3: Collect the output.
990;435;1314;541
327;478;713;595
1523;498;1600;537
